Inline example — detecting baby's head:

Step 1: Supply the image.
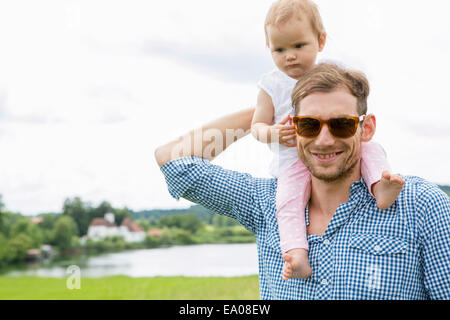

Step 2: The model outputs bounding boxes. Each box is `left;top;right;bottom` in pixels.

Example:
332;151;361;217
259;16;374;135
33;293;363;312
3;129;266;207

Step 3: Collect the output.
264;0;327;79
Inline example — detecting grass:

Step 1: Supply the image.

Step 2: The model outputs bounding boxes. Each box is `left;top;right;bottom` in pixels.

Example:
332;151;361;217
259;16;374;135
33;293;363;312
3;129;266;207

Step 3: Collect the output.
0;275;259;300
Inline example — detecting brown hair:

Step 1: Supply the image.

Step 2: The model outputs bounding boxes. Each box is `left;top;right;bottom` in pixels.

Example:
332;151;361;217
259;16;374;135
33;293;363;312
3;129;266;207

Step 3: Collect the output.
264;0;325;46
292;62;370;116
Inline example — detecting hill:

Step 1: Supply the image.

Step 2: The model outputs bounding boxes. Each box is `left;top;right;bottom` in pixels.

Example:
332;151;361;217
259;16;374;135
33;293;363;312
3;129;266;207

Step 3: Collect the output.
130;204;212;220
438;184;450;196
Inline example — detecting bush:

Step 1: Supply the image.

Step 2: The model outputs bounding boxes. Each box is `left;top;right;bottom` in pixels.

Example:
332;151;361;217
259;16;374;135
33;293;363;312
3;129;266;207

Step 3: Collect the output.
144;235;160;248
173;229;195;245
84;236;129;254
4;233;33;263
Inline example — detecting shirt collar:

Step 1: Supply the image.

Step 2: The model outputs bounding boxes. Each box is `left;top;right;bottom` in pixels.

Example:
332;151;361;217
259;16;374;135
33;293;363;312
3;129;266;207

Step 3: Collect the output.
305;178;368;227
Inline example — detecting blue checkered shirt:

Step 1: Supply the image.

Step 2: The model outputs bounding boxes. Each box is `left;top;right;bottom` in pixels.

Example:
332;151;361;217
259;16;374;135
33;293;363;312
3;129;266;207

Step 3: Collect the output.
160;156;450;300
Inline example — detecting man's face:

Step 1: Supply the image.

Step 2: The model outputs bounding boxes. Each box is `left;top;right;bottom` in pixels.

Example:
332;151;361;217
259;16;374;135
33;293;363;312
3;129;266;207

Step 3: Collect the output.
296;87;362;182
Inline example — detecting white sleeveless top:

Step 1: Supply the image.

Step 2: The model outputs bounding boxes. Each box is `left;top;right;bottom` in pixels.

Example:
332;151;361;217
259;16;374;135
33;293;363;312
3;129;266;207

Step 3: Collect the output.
257;69;300;178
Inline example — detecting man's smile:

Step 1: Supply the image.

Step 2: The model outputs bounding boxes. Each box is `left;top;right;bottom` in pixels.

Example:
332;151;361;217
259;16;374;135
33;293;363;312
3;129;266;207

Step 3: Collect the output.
311;151;344;163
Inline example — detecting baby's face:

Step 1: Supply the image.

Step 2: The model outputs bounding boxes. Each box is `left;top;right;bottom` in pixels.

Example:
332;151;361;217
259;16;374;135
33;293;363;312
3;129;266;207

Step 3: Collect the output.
267;17;325;80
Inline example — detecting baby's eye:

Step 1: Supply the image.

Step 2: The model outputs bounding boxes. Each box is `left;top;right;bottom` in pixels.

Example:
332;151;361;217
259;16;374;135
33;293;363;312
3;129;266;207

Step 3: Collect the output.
295;44;304;49
275;48;284;53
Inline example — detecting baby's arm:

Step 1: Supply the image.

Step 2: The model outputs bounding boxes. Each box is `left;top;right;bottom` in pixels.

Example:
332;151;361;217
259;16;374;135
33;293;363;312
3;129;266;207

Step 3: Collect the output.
251;89;296;147
361;141;404;210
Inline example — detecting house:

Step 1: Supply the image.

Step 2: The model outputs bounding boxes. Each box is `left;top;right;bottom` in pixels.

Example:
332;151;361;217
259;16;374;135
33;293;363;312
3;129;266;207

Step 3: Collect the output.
148;228;163;237
25;245;54;261
119;218;146;243
26;249;41;261
87;213;146;243
30;217;43;224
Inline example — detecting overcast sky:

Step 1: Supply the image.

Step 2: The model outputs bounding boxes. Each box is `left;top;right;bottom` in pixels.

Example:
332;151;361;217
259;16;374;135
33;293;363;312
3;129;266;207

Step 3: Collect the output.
0;0;449;215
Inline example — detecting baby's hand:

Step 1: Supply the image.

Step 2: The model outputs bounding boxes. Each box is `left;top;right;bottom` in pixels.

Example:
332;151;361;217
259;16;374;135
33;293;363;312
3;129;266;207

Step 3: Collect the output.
271;115;297;147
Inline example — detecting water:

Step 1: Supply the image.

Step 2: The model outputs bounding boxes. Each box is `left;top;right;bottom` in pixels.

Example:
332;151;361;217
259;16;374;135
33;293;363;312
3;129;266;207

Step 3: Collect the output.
3;243;259;278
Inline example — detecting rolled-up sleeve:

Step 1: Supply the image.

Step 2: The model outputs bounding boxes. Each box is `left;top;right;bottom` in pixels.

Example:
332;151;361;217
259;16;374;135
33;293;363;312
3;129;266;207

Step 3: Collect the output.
160;156;273;234
417;186;450;299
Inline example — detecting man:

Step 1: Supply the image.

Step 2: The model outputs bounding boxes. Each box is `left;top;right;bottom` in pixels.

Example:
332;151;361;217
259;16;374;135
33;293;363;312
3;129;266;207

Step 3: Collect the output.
155;63;450;300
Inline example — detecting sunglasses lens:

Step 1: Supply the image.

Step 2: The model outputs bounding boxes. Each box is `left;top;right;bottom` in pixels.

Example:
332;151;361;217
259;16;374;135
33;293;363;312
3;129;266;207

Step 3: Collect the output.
296;118;321;137
329;118;357;138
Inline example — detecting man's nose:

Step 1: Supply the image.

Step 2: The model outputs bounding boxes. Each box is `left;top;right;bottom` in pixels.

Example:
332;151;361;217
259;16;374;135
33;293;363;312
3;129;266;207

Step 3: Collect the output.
314;124;335;146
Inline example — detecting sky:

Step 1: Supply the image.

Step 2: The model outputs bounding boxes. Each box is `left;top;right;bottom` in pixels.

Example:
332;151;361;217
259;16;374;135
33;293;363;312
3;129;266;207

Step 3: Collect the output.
0;0;449;215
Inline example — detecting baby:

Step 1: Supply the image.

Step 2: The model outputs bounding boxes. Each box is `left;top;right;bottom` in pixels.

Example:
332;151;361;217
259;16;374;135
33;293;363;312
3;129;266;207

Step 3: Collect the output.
251;0;404;280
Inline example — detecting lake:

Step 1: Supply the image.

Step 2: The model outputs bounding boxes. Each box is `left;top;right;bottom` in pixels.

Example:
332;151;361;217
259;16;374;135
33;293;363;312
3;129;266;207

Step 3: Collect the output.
3;243;259;278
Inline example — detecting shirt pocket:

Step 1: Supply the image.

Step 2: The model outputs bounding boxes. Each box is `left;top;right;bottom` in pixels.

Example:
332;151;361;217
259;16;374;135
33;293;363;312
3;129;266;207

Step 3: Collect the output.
349;233;407;255
346;233;409;300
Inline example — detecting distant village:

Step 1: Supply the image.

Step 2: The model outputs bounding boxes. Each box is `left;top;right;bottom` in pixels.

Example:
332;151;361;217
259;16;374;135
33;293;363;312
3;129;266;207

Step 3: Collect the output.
82;212;146;244
26;213;163;261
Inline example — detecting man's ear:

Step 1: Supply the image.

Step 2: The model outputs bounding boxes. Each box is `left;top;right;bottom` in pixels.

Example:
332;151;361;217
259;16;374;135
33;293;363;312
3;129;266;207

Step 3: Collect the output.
361;114;376;142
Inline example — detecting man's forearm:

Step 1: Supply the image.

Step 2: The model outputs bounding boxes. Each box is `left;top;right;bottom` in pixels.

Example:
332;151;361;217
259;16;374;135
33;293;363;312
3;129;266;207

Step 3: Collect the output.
155;108;255;167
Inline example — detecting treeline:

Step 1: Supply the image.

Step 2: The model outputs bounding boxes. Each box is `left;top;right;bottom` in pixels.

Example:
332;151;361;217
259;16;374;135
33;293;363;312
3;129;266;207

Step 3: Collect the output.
439;185;450;196
130;205;241;227
0;195;254;267
142;213;254;249
0;195;132;266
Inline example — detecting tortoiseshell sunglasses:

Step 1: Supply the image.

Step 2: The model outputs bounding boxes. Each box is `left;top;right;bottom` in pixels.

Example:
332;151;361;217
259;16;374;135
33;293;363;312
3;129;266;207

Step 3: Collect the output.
292;115;365;138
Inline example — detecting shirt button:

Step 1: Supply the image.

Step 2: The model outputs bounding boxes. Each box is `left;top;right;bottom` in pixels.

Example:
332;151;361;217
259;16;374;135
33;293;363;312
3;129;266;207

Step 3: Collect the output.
323;239;330;245
374;245;382;252
321;279;328;285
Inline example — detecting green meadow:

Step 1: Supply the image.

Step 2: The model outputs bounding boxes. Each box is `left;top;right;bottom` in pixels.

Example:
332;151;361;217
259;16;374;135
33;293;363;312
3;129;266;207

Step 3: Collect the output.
0;275;259;300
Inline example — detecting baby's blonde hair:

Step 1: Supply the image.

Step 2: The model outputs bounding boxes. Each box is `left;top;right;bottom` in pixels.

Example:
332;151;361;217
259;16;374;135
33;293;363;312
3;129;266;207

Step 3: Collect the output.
264;0;325;47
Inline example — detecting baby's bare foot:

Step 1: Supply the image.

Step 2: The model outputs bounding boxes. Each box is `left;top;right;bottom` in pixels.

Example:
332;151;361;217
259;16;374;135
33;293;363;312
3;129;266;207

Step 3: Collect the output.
282;248;312;281
372;170;405;210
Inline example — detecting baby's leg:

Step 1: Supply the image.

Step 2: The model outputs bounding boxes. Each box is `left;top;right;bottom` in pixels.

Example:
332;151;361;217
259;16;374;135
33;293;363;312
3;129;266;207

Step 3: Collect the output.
361;141;404;210
276;160;312;280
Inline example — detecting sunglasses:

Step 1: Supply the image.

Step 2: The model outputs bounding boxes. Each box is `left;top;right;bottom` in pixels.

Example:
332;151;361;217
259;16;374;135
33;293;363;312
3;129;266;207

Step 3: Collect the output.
292;115;365;138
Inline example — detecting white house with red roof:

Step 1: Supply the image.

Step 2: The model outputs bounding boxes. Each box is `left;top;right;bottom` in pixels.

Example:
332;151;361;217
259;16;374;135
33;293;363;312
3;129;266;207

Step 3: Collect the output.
87;213;146;243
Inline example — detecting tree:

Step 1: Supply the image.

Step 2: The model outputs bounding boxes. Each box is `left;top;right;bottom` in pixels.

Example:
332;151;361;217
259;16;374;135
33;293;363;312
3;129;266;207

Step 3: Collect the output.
53;215;78;251
89;201;114;219
37;213;59;230
112;207;132;226
10;218;43;248
0;194;4;232
158;213;204;234
62;197;90;236
37;213;60;244
5;233;33;263
0;211;23;237
0;233;7;264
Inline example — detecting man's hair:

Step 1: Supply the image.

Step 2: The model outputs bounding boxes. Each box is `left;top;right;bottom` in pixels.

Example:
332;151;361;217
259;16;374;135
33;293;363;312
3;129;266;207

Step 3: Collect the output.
292;62;370;116
264;0;325;47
